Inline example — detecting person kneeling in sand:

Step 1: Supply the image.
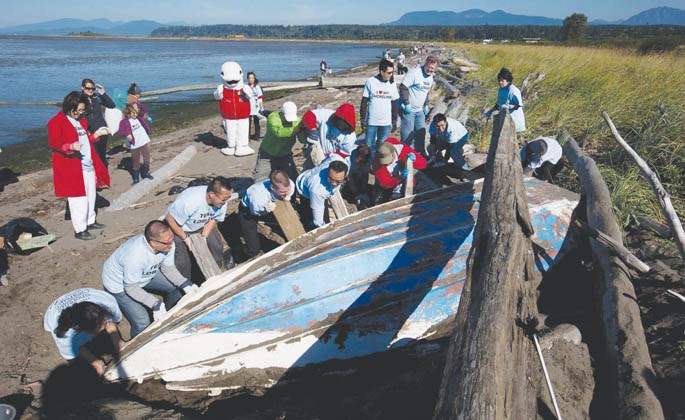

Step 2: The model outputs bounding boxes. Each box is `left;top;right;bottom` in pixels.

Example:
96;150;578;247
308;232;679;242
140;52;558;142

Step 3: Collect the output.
103;220;197;338
371;138;426;204
44;288;124;376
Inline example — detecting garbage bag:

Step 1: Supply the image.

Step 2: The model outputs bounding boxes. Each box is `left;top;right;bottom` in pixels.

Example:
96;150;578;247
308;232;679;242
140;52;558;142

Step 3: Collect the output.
0;217;49;255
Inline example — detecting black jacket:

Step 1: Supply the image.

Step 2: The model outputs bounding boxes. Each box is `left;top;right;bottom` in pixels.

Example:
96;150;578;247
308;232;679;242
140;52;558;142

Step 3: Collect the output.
82;92;115;133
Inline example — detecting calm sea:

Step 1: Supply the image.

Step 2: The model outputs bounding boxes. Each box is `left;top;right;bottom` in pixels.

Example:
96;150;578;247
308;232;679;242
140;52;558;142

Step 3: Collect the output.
0;36;384;147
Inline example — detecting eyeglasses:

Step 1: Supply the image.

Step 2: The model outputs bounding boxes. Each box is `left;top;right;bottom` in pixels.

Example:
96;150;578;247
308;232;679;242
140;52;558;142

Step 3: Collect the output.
83;86;95;91
152;238;174;246
327;175;345;186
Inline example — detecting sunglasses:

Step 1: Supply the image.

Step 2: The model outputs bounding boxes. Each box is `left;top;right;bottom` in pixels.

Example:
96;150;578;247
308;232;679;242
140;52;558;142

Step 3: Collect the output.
83;86;95;91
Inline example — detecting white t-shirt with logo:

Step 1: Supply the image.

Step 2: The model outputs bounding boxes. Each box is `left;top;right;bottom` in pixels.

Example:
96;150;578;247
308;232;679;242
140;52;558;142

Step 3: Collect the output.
401;66;434;111
166;186;228;232
44;288;122;360
129;118;151;149
429;117;468;144
67;116;94;171
102;234;178;294
363;75;399;126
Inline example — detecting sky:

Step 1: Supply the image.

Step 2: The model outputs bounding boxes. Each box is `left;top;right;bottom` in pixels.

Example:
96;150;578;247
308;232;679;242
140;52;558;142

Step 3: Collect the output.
1;0;684;27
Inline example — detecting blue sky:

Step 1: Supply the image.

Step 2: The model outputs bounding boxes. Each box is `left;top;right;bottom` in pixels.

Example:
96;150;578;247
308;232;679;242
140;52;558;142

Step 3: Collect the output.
2;0;684;27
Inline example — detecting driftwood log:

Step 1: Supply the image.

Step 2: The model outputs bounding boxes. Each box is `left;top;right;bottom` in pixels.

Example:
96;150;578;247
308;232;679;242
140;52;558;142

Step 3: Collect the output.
603;111;685;262
434;111;539;419
560;131;664;419
404;158;414;197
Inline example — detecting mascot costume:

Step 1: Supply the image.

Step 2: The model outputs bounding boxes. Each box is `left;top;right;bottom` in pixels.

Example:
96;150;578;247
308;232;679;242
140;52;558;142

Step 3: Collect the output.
214;61;255;157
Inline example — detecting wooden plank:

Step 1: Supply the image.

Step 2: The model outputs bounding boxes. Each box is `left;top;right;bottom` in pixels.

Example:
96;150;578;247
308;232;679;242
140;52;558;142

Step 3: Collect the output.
329;192;349;220
189;233;223;279
404;158;414;197
272;200;306;241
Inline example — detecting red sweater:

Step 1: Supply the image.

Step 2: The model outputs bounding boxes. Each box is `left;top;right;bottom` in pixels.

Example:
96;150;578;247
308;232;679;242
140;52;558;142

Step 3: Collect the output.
372;137;426;189
219;87;251;120
47;112;110;197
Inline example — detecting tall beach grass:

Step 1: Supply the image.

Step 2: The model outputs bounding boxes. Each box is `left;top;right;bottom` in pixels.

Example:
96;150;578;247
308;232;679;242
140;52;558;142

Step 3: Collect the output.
451;43;684;227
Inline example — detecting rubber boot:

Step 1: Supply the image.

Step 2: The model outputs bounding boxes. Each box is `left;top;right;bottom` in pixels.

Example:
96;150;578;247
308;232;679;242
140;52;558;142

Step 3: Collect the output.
131;170;140;185
141;164;154;180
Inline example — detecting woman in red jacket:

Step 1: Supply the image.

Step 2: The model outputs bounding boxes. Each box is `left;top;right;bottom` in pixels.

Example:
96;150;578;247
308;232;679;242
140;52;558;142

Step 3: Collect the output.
48;91;111;240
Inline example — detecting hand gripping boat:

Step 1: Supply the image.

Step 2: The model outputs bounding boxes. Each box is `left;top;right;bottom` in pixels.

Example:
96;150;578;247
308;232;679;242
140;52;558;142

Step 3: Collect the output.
105;178;577;394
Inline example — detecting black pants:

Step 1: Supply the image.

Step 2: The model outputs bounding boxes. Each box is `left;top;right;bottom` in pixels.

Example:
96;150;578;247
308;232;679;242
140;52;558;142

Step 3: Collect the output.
238;204;263;258
92;134;109;169
533;161;564;183
250;115;260;139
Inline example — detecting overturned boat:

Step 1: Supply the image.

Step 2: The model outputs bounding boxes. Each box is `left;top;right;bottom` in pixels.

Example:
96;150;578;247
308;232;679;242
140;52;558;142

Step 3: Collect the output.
105;178;577;394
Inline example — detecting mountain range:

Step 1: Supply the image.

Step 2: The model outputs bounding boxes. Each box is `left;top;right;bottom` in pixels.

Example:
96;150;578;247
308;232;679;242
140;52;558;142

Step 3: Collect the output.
0;7;683;37
0;18;166;36
385;7;685;26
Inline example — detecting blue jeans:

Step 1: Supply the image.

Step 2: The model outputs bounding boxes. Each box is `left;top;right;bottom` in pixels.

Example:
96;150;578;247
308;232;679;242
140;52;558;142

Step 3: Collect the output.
365;125;392;152
400;111;427;157
110;273;181;338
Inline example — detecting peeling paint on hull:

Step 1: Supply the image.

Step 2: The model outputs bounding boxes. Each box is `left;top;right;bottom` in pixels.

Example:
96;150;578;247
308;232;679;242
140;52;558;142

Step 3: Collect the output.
105;179;577;392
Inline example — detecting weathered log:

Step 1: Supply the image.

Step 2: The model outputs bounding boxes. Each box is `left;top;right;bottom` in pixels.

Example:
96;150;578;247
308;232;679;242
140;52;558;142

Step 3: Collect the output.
560;131;664;419
404;158;414;197
637;216;672;239
603;111;685;262
433;75;460;98
574;219;650;273
272;200;305;241
188;233;222;280
434;111;539;419
107;145;197;212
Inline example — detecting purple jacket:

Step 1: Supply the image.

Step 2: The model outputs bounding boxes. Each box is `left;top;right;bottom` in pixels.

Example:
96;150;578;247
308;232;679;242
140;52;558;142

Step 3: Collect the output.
118;117;151;145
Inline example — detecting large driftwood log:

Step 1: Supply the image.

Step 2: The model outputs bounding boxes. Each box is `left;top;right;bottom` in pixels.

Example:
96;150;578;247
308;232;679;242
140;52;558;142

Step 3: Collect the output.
603;111;685;262
560;131;664;419
434;111;539;419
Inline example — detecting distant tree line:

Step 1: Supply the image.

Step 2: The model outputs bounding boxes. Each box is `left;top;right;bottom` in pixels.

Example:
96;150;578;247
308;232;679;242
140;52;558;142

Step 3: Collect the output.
151;24;685;44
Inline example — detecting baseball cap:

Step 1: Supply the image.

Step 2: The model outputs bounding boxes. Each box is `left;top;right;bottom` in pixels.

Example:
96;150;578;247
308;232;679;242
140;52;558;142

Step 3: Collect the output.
282;101;298;122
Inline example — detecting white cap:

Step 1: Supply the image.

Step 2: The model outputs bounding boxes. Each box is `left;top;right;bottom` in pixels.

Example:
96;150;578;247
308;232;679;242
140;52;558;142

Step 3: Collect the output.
282;101;298;122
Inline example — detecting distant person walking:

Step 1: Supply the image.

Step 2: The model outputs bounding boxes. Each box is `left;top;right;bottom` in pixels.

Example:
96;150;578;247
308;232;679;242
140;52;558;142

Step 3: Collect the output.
484;67;526;133
396;50;407;75
360;59;399;154
118;104;153;184
48;91;110;240
246;72;264;140
399;55;440;158
81;78;116;170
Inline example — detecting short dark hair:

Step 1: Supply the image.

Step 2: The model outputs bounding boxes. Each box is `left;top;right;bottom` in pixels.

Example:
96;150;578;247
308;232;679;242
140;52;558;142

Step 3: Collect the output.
55;301;108;338
497;67;513;83
61;91;84;115
207;176;233;195
354;144;371;164
329;160;349;175
522;139;548;167
432;113;447;124
379;59;394;73
329;115;354;134
144;220;170;242
81;78;94;87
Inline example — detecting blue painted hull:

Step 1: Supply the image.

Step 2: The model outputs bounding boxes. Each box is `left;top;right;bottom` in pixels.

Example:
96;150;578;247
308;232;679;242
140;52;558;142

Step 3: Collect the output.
105;179;577;391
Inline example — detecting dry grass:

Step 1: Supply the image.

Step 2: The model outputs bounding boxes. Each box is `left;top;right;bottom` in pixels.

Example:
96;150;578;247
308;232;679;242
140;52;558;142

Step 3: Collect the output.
450;43;685;227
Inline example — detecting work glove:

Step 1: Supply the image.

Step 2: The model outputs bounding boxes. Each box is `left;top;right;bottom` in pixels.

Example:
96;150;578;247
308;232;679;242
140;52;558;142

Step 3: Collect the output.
94;127;110;138
264;201;277;212
407;153;416;162
403;104;413;114
152;300;167;321
180;280;200;295
423;105;429;116
95;84;105;95
147;116;153;123
401;168;409;179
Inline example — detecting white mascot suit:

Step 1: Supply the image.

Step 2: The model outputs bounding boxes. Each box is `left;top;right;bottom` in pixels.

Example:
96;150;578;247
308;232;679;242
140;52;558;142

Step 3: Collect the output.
214;61;255;156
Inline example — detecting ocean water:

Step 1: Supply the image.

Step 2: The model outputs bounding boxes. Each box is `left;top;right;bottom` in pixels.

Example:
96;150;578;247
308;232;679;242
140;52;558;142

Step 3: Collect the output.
0;36;383;147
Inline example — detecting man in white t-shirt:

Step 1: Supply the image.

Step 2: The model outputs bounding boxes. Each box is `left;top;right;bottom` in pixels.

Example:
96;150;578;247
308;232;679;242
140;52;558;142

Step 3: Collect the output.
165;176;232;281
103;220;196;337
520;137;564;182
296;156;349;229
428;113;469;168
360;59;399;155
399;55;440;158
44;288;123;375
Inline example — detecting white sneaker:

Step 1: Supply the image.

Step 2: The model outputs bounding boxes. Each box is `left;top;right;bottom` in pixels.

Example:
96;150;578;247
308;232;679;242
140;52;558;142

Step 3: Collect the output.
234;146;255;156
220;147;236;156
